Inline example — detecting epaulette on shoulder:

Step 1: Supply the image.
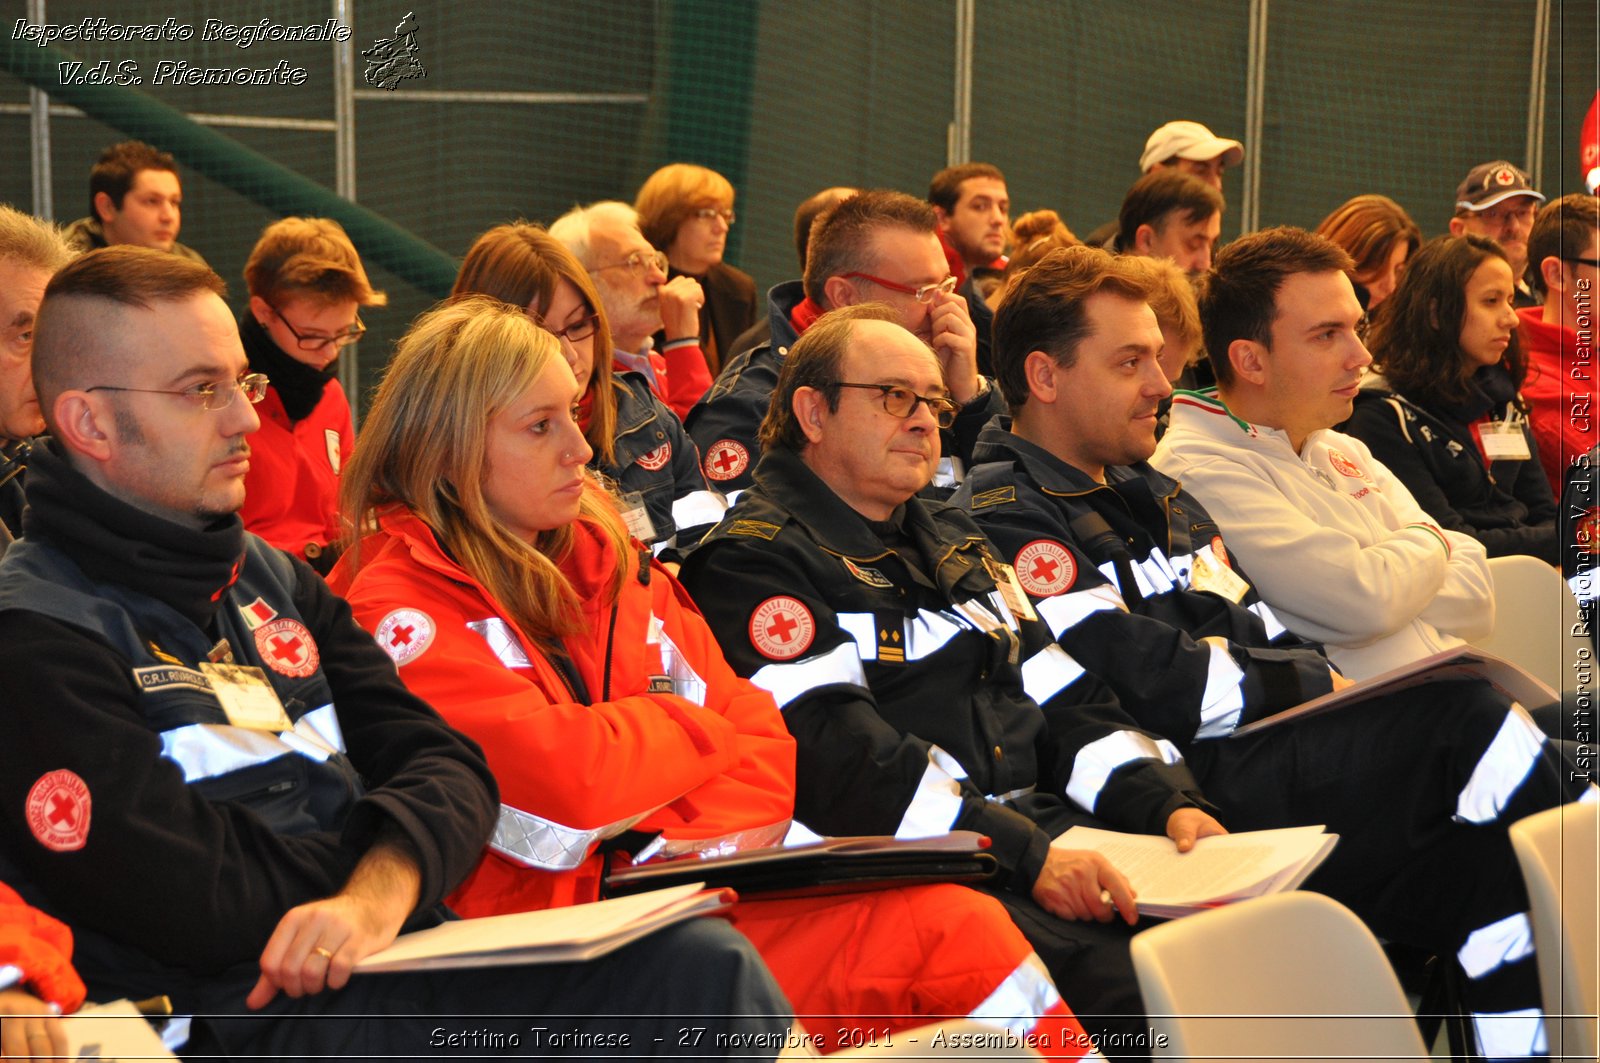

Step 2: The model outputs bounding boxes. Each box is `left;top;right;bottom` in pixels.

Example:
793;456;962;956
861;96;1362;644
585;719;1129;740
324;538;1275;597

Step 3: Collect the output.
725;518;782;540
968;484;1018;509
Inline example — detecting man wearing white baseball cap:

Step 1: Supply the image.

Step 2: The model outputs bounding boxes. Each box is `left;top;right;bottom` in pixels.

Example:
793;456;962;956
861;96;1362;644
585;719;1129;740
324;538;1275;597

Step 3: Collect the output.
1139;120;1244;191
1449;160;1547;307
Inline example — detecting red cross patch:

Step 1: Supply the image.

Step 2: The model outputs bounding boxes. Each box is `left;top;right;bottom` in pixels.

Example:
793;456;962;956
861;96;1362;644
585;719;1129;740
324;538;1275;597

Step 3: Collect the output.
26;770;91;852
1327;449;1365;478
253;618;320;678
1014;539;1077;597
374;608;436;666
1493;165;1517;186
636;442;672;471
704;439;749;482
749;596;815;660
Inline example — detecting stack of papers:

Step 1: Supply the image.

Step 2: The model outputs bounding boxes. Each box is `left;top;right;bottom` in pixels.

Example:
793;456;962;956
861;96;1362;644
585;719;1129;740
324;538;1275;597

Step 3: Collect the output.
1051;825;1337;918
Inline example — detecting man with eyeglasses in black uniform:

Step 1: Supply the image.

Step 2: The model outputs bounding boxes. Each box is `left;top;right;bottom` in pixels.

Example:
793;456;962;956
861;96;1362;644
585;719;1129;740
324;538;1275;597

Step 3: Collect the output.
237;217;385;574
0;245;798;1059
683;304;1222;1062
686;189;1000;498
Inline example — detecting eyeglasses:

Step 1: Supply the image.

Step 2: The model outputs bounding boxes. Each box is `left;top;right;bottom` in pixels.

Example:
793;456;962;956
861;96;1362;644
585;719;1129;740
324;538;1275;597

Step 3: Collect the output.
86;373;271;412
835;382;960;428
838;272;959;304
691;207;736;225
269;303;365;350
590;249;668;277
1470;203;1537;227
535;310;601;345
1562;255;1600;268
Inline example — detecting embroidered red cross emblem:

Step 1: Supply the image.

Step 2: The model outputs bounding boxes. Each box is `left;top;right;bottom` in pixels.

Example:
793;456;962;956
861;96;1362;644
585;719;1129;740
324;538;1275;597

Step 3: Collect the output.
1029;555;1059;584
270;634;305;665
48;793;78;829
765;611;798;643
388;623;415;647
713;449;739;472
750;596;814;660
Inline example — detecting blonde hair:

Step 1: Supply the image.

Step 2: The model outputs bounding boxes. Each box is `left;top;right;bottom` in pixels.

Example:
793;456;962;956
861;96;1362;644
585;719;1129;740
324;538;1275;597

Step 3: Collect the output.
341;295;630;641
1118;256;1202;368
244;217;387;307
453;222;618;465
635;163;735;251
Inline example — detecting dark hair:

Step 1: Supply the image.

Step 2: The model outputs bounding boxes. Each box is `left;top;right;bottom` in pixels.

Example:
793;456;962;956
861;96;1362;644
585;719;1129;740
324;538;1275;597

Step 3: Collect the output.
1116;170;1223;254
33;246;225;413
1527;193;1600;296
759;303;901;453
793;187;858;272
1314;194;1423;288
992;246;1152;411
802;190;939;306
1366;234;1524;404
88;141;178;217
1200;226;1354;387
928;163;1006;213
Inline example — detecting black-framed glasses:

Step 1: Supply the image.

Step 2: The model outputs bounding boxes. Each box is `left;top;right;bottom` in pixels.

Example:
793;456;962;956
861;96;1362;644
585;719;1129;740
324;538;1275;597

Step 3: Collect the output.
692;206;736;225
1562;255;1600;268
86;373;271;412
838;272;958;304
535;310;601;345
835;382;960;428
268;303;365;350
589;249;668;277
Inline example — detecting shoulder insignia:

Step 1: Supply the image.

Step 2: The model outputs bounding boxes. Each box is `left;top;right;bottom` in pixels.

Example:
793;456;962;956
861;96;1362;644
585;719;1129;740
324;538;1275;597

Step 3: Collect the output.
969;485;1017;509
749;596;815;660
1014;539;1078;597
374;608;436;666
27;770;90;852
728;519;781;540
147;640;184;666
875;610;905;663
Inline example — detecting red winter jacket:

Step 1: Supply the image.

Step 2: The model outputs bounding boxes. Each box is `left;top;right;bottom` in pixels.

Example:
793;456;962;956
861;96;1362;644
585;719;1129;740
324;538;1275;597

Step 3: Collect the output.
330;505;795;915
0;882;85;1011
239;382;352;564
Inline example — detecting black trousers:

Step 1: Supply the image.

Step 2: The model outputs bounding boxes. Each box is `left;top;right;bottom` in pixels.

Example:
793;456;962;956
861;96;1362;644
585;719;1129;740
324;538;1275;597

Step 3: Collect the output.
182;918;794;1061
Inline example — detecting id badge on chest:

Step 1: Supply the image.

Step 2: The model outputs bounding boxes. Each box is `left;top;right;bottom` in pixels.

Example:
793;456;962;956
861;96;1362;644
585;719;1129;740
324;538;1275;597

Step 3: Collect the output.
199;662;294;732
1479;421;1531;461
619;491;658;543
1191;547;1250;603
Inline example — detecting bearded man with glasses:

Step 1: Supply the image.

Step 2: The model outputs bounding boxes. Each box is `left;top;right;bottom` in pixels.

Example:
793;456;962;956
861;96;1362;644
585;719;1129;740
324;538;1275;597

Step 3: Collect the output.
682;304;1207;1060
237;217;386;573
687;189;1002;498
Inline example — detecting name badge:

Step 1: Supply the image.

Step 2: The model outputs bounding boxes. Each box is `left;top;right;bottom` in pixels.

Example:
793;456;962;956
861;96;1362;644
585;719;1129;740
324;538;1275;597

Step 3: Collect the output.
991;561;1039;623
619;491;658;543
199;662;294;732
1190;546;1250;603
1479;422;1531;461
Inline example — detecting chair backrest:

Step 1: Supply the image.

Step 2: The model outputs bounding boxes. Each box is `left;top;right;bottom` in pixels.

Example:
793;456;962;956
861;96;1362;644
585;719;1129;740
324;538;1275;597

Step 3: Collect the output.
1510;800;1599;1062
1477;554;1578;695
1130;891;1427;1063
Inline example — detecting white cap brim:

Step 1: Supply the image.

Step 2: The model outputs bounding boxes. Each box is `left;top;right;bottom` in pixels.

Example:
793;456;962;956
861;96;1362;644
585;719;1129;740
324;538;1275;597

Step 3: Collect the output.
1458;188;1546;211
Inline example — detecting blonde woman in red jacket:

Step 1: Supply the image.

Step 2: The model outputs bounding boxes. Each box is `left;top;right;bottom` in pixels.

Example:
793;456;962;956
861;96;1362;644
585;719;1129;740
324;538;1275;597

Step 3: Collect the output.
330;295;1094;1058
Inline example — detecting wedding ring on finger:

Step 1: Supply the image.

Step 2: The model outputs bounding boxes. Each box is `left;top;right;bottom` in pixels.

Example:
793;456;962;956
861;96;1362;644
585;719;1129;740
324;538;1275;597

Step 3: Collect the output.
312;945;335;961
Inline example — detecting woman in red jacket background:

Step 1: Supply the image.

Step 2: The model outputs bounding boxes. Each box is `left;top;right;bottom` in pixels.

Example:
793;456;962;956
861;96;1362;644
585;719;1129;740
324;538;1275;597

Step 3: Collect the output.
330;295;1092;1057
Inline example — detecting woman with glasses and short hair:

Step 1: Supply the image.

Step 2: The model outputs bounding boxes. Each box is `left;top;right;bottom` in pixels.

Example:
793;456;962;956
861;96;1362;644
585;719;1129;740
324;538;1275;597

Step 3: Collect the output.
453;223;724;563
635;163;759;376
239;217;385;572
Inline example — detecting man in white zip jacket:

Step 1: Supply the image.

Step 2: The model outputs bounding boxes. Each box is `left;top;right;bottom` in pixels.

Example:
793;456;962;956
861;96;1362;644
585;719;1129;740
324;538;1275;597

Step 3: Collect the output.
1153;226;1493;681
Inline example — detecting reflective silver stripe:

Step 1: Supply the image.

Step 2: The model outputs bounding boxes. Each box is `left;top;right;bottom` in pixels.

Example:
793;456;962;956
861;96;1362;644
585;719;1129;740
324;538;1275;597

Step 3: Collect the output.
1470;1008;1545;1059
651;615;708;707
160;708;344;783
723;488;743;508
650;536;677;557
1455;707;1547;824
1135;557;1176;596
1457;911;1534;979
750;642;868;708
989;784;1035;804
895;744;967;838
161;1016;193;1052
1147;546;1182;585
1194;637;1246;738
1021;643;1085;703
1065;730;1184;812
467;617;531;668
291;703;346;756
1569;570;1598;604
642;820;793;862
0;965;21;991
1097;560;1126;596
1248;600;1287;639
1036;586;1126;637
966;952;1065;1036
903;608;967;661
671;489;727;531
489;802;648;870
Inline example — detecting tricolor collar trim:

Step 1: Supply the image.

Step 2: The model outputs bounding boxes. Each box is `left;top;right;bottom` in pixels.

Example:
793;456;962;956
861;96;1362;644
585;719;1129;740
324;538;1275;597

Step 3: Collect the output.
1169;388;1255;435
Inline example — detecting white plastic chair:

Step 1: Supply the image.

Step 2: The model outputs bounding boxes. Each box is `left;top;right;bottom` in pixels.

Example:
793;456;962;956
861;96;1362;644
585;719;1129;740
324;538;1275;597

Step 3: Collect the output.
1130;891;1427;1062
1510;800;1599;1062
1476;554;1580;697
